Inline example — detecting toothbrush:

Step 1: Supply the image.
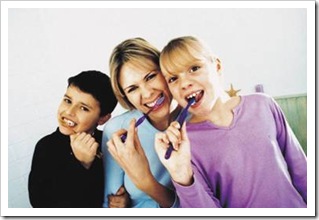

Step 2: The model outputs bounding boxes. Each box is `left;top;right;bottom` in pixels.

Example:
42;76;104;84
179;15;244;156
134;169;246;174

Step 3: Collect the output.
121;96;165;142
164;97;195;160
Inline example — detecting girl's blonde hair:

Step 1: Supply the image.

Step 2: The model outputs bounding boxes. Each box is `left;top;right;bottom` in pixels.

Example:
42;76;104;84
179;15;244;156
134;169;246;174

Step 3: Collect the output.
160;36;213;77
109;37;160;110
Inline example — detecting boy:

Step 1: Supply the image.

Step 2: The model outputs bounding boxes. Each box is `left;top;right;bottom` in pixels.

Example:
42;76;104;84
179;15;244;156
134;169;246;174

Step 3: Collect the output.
28;70;127;207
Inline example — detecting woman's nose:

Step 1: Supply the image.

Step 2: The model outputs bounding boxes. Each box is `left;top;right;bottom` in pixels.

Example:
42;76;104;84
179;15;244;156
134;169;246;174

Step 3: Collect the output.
140;84;153;99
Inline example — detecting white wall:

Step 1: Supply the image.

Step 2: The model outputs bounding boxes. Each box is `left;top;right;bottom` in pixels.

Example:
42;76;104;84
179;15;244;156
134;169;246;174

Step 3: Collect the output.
7;7;307;208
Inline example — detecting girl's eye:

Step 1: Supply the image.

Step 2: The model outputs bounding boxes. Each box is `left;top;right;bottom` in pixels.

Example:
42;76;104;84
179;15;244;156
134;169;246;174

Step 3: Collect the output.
190;66;200;73
80;106;89;112
146;72;157;81
168;76;177;84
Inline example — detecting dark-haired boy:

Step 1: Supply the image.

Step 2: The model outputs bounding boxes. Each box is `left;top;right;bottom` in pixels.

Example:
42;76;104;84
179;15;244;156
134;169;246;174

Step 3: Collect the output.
28;70;128;207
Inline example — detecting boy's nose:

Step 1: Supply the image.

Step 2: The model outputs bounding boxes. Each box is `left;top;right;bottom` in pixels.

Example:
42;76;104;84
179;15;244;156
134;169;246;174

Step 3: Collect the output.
66;106;76;116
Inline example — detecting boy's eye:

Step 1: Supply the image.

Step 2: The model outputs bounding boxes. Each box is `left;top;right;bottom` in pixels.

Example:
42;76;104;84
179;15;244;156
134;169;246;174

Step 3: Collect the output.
80;106;89;112
64;98;71;104
168;76;177;84
145;72;157;81
190;66;200;73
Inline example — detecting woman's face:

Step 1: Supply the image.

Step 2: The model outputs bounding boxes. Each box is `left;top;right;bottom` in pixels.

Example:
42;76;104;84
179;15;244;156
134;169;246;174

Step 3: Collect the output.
119;60;173;122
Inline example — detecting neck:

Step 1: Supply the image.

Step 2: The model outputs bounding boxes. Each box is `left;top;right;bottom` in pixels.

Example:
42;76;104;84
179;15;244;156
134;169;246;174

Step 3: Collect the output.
149;105;182;131
190;96;240;127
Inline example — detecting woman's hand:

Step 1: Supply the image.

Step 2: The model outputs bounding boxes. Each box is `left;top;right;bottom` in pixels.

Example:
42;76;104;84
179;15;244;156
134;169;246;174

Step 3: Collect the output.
108;186;131;208
107;119;153;191
70;132;98;169
155;122;194;186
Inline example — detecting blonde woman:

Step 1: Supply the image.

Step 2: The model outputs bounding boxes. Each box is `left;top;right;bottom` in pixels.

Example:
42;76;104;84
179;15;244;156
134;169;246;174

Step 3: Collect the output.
102;38;181;208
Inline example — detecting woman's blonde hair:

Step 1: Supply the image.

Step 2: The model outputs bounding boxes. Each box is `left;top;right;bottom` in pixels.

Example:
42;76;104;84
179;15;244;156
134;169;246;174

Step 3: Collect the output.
160;36;213;77
109;37;160;110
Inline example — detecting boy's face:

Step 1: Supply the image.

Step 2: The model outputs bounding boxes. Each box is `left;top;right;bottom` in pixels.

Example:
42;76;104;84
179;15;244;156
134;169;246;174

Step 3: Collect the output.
57;85;103;135
164;56;221;118
119;60;173;122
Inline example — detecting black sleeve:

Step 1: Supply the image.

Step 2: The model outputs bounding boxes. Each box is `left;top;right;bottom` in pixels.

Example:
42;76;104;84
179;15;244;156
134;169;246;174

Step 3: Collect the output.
28;139;56;207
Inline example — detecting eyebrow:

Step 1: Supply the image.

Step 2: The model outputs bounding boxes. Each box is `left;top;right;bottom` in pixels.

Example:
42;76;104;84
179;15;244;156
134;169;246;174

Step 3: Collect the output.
64;94;93;110
122;70;156;92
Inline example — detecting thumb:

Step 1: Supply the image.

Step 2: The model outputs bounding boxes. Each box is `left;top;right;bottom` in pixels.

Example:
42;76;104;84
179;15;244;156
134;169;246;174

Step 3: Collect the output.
70;132;78;142
115;186;126;195
181;122;189;142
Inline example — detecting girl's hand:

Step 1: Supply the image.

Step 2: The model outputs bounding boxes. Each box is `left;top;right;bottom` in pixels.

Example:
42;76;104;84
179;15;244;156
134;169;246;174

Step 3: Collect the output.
70;132;98;169
107;119;153;191
108;186;131;208
155;122;194;186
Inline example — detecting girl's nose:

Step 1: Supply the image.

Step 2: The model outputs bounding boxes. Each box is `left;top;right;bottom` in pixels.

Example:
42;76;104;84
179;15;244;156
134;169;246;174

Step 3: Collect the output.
180;77;193;90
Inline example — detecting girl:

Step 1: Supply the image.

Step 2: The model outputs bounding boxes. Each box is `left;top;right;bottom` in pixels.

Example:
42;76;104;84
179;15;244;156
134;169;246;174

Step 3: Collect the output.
155;36;307;208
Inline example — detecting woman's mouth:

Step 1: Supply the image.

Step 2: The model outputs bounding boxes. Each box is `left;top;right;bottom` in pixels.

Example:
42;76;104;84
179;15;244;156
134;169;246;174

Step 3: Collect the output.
144;94;165;110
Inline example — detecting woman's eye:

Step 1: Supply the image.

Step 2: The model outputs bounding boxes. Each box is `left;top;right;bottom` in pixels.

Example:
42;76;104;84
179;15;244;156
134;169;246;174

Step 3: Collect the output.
127;86;137;93
168;76;177;84
146;72;157;81
190;66;200;73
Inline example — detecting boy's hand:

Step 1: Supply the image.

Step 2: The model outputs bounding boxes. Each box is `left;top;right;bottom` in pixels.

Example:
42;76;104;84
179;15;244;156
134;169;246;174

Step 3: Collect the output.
155;122;194;186
108;186;130;208
70;132;99;169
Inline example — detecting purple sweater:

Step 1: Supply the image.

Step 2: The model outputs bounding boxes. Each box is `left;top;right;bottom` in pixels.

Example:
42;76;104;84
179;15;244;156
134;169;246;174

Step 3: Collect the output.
174;93;307;208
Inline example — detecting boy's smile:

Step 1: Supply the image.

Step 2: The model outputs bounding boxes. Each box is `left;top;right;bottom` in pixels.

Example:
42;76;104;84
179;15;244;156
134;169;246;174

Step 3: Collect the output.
57;85;102;135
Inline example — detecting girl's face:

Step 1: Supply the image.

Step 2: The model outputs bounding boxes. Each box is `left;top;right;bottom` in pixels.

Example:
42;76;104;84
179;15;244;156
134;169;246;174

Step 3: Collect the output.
57;85;105;135
164;56;221;118
119;60;173;122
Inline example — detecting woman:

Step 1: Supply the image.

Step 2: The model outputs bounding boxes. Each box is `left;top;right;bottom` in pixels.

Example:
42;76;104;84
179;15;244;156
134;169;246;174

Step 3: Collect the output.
102;38;181;208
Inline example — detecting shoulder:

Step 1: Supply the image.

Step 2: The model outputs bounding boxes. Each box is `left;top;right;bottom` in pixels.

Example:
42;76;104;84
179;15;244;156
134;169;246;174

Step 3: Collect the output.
103;110;141;135
241;93;275;106
33;129;61;155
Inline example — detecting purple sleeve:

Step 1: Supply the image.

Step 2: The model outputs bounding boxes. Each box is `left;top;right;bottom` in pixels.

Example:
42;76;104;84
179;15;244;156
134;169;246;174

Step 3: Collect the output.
172;165;222;208
270;98;307;202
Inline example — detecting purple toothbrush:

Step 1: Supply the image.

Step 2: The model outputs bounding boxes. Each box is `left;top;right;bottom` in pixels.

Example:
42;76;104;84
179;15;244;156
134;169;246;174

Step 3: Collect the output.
121;96;165;142
164;97;195;159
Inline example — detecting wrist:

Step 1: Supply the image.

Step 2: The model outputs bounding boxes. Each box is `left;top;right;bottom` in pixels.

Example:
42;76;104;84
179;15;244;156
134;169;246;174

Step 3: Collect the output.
172;165;193;186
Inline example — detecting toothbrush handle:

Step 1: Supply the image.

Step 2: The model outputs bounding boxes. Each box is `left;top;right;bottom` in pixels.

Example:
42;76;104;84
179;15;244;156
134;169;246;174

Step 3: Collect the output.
164;143;174;159
164;105;190;160
120;133;127;142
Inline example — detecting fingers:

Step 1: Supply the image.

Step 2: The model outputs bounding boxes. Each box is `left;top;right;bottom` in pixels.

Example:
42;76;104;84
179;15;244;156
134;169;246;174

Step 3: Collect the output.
126;119;136;148
165;121;182;150
115;186;126;195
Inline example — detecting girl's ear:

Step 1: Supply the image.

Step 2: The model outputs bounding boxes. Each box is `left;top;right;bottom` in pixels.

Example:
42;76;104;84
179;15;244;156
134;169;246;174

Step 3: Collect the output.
97;113;111;125
215;58;222;73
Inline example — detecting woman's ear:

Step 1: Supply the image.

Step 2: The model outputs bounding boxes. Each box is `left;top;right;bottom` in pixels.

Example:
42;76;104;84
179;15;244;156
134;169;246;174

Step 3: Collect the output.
97;113;111;126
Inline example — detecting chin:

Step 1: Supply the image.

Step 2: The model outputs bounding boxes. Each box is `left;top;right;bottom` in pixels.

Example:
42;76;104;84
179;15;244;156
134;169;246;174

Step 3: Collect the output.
58;125;73;136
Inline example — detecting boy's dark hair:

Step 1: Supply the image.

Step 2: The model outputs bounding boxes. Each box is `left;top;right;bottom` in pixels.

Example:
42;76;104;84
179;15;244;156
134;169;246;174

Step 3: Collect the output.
68;70;118;116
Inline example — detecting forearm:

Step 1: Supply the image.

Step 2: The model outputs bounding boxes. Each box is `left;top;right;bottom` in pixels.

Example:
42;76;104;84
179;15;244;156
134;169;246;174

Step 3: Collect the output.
173;173;221;208
139;175;176;208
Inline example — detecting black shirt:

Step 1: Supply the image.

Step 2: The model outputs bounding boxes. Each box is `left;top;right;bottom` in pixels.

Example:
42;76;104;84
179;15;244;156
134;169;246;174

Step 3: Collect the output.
28;128;104;208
